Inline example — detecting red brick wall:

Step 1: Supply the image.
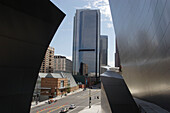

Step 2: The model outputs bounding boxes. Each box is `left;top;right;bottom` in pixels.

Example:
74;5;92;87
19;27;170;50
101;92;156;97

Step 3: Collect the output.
41;78;68;96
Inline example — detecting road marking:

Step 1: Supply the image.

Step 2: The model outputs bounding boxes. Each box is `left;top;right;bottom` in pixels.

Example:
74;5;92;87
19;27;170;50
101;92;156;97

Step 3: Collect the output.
46;106;63;113
35;102;58;113
36;103;67;113
76;106;87;107
34;90;100;113
47;103;68;113
36;107;59;113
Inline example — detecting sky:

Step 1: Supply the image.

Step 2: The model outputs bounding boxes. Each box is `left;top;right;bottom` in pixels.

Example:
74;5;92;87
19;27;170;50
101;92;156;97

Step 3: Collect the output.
50;0;116;66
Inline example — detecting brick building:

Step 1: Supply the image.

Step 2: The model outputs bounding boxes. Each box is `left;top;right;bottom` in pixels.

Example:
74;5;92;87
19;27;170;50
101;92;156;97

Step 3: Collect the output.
39;72;78;98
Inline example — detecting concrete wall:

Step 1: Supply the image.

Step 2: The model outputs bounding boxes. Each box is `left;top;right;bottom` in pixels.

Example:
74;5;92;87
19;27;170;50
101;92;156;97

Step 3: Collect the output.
0;0;65;112
70;86;79;92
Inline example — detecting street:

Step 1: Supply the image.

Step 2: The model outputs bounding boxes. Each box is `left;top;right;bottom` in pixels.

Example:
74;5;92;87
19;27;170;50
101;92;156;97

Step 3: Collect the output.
30;89;101;113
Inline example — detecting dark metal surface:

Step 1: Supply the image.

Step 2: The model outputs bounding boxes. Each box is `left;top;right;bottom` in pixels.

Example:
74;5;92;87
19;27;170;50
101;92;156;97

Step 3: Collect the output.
0;0;65;112
101;71;139;113
109;0;170;111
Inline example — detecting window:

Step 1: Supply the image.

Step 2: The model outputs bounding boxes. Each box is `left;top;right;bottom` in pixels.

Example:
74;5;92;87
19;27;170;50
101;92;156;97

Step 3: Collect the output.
68;80;70;86
60;80;64;88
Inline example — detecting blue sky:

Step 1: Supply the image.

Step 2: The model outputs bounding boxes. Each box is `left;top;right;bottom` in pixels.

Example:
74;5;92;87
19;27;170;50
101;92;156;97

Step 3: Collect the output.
50;0;115;66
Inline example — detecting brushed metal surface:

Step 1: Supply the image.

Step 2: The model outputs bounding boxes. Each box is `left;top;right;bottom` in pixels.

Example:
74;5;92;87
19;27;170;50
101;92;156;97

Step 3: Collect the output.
109;0;170;111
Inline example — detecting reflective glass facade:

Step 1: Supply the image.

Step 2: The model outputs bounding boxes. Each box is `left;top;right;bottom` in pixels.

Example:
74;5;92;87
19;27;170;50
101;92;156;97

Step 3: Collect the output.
100;35;108;74
72;9;100;78
100;35;108;66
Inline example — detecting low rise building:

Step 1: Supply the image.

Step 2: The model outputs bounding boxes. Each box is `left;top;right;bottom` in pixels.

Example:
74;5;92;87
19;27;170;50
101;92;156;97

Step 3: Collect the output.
39;72;78;100
79;62;88;76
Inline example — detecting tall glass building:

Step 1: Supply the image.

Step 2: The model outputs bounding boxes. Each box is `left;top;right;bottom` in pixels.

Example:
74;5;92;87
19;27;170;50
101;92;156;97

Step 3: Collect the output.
72;9;100;79
100;35;108;74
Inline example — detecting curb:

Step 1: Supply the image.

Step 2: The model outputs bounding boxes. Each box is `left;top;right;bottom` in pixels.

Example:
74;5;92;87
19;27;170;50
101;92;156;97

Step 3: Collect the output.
31;89;83;108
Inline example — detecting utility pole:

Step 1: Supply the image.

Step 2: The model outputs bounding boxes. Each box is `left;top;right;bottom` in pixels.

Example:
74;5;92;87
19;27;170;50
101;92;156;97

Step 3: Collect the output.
89;89;91;108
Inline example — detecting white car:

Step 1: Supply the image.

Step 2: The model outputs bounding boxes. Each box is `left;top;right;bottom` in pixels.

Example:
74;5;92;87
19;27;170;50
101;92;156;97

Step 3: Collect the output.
60;107;69;113
69;104;76;109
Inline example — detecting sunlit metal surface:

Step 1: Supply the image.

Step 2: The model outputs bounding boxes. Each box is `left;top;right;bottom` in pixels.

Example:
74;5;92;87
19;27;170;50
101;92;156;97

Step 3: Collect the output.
109;0;170;111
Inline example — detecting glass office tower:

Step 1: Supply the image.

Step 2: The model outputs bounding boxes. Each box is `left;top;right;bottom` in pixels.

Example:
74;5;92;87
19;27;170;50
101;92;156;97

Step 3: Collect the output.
100;35;108;74
72;9;100;79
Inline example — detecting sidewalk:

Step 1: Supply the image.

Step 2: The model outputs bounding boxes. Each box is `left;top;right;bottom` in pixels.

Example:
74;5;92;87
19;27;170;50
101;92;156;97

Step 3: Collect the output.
79;102;101;113
31;89;83;108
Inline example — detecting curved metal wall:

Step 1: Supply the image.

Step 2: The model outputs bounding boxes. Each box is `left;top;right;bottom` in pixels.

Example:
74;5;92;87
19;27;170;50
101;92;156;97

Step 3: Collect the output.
109;0;170;111
0;0;65;112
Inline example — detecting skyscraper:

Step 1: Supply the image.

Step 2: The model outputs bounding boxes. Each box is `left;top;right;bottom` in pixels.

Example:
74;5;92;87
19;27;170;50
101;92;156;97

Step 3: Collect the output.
100;35;108;73
40;46;54;73
72;9;100;79
115;39;120;68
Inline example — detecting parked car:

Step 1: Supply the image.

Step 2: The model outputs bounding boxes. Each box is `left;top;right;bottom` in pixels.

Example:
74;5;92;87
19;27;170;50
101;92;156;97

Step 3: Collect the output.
69;104;76;109
60;107;69;113
48;99;57;104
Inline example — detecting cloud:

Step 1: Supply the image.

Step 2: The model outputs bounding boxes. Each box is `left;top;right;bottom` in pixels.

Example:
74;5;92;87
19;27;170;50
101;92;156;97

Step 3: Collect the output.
83;2;92;8
83;0;112;22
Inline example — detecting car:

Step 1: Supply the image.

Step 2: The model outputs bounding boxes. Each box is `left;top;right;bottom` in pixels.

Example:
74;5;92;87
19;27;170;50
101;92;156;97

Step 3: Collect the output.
47;99;57;104
69;104;76;109
60;107;69;113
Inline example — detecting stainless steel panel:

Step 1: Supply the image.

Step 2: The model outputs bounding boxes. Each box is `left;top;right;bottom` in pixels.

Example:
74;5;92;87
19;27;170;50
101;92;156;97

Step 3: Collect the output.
109;0;170;111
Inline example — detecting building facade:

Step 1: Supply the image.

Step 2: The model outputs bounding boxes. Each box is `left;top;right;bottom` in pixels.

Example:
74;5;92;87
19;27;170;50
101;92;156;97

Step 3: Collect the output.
39;72;78;98
54;55;73;73
40;46;54;73
100;35;108;73
79;62;88;76
72;9;100;79
41;77;68;96
115;39;120;68
109;0;170;112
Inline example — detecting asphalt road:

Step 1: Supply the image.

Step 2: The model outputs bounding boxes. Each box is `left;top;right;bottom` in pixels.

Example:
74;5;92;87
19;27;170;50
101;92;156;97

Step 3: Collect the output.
30;89;101;113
